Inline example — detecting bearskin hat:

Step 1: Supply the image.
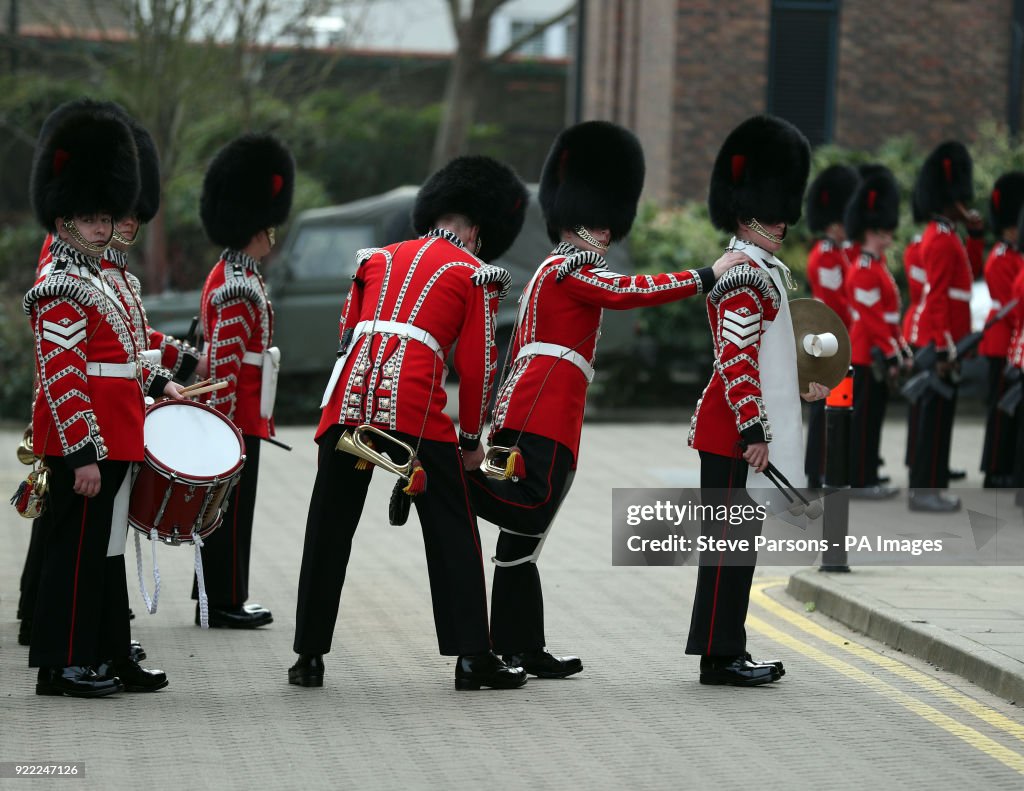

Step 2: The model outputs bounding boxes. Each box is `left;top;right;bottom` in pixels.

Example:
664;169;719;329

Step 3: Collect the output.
412;155;528;262
127;116;161;224
914;140;973;217
30;103;140;232
200;133;295;250
844;166;900;242
538;121;645;244
708;115;810;233
989;171;1024;233
805;164;859;232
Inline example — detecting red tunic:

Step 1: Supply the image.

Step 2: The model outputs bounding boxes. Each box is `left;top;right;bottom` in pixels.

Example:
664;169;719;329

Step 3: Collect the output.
689;260;781;458
492;241;713;461
977;242;1021;358
1006;265;1024;368
25;241;156;466
901;234;925;342
909;219;978;351
806;238;852;329
200;250;274;438
846;251;904;365
102;249;199;381
318;231;506;446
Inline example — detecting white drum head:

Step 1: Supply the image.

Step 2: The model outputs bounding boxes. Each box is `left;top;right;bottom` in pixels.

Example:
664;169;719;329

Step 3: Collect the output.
145;403;242;477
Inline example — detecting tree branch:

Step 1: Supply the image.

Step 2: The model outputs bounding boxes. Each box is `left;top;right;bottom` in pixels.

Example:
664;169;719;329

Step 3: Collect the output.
490;4;574;62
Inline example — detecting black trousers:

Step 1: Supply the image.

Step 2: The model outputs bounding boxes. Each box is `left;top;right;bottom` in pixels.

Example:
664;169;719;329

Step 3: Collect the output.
909;381;958;489
980;357;1016;480
29;458;132;669
849;365;889;487
193;434;261;607
466;431;576;654
804;399;826;486
293;425;491;657
685;451;763;658
18;513;48;623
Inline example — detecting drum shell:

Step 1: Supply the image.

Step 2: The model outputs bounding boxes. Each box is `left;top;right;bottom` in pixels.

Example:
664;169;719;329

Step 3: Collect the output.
128;400;245;545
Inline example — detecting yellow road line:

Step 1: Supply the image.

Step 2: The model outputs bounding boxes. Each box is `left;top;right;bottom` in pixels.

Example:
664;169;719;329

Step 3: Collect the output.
749;580;1024;745
745;612;1024;775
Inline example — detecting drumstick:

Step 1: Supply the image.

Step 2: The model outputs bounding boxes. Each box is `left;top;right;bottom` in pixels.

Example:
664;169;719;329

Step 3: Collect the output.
179;378;213;395
183;381;229;397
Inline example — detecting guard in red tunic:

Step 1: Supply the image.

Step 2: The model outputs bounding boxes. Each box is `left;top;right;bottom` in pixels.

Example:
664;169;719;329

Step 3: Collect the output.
978;172;1024;487
1006;210;1024;487
24;103;174;697
290;156;530;691
844;167;904;498
803;164;858;488
687;115;827;686
194;134;293;628
906;141;985;512
465;121;742;680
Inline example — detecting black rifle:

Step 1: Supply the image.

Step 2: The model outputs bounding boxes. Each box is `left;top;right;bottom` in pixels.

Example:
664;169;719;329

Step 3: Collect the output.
901;299;1018;404
997;365;1023;416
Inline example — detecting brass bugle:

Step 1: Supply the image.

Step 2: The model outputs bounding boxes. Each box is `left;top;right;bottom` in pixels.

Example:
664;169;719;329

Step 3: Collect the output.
482;445;516;480
336;425;414;480
17;427;37;465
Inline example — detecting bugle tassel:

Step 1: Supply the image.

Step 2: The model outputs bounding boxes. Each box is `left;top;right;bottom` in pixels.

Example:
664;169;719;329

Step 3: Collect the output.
402;458;427;495
505;446;526;480
354;437;374;471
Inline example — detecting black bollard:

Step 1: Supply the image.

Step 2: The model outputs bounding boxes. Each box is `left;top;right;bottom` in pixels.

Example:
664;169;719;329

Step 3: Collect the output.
821;367;853;572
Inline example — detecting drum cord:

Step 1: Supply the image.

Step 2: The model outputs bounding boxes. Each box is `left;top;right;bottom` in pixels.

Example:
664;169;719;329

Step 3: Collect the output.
134;528;161;615
193;532;210;629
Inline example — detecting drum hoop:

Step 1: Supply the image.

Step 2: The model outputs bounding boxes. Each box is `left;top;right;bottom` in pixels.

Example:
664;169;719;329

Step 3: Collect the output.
143;399;245;481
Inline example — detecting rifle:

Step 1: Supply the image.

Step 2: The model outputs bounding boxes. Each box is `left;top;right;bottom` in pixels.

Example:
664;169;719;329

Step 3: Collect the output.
997;365;1023;416
901;299;1019;404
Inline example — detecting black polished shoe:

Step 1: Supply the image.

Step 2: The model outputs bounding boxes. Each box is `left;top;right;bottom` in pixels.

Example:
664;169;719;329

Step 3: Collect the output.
95;657;168;692
130;640;146;663
503;649;582;679
908;489;961;512
18;618;31;646
196;602;273;629
949;468;967;481
699;656;777;687
36;666;123;698
744;652;785;678
288;654;325;687
455;651;528;690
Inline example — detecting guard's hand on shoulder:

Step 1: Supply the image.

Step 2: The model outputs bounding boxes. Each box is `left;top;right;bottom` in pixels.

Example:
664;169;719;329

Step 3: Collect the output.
711;250;751;279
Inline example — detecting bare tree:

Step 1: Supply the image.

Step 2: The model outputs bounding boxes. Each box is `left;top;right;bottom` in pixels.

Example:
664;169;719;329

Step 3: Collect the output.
431;0;575;169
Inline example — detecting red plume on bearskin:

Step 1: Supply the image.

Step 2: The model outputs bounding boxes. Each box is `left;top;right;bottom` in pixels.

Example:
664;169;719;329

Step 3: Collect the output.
708;115;810;233
538;120;645;244
844;166;899;242
989;171;1024;233
804;164;859;233
914;140;973;216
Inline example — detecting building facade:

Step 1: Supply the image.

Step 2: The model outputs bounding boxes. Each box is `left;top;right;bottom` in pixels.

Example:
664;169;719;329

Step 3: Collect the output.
583;0;1024;204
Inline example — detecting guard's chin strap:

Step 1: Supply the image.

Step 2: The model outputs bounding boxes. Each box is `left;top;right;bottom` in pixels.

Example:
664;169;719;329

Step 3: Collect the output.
63;219;110;254
112;229;138;247
744;218;785;245
574;226;609;251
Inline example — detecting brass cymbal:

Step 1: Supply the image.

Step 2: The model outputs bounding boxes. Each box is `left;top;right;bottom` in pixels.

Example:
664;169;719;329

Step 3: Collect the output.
789;298;851;392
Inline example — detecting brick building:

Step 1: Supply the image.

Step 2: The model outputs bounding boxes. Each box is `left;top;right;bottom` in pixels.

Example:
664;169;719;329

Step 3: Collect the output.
582;0;1024;204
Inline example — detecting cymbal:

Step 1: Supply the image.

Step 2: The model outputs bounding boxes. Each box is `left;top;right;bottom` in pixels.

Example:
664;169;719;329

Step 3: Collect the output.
789;298;851;392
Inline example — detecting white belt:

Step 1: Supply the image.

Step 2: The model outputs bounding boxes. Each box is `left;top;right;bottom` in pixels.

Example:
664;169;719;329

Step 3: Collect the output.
352;319;443;357
516;342;595;382
242;351;263;366
883;311;900;323
909;266;927;283
86;361;138;378
991;300;1003;310
949;288;971;302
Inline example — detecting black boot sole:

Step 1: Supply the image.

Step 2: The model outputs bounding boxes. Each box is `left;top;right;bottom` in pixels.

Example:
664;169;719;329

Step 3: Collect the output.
36;682;122;698
454;676;528;691
699;673;776;687
122;679;169;692
288;670;324;687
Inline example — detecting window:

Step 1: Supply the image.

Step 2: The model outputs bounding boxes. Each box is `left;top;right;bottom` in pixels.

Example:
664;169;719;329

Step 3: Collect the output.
510;19;546;57
767;0;841;145
288;224;376;280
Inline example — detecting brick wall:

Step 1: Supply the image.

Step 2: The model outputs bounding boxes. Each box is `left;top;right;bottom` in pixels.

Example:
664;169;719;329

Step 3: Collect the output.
584;0;1022;204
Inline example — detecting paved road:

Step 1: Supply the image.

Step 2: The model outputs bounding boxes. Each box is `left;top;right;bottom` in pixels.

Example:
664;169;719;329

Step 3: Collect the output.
1;420;1022;790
